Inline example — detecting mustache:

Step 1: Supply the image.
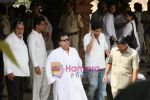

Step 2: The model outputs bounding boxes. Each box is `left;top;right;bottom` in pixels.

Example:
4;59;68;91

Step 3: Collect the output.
17;32;23;35
18;32;23;34
118;49;123;51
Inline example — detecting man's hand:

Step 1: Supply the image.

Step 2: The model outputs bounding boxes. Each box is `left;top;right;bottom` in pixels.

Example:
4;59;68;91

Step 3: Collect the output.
91;33;95;39
111;36;117;42
103;74;108;84
34;66;41;75
7;73;15;80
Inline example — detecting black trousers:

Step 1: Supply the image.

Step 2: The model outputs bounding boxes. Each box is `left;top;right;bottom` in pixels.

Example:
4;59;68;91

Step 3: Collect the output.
106;83;113;100
5;76;25;100
0;74;3;100
0;52;4;100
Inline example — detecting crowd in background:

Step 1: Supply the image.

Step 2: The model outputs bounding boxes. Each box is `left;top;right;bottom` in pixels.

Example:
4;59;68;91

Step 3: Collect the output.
0;0;150;100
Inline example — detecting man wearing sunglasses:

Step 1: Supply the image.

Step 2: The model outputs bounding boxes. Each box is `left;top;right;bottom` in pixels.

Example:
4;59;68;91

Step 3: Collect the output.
45;33;87;100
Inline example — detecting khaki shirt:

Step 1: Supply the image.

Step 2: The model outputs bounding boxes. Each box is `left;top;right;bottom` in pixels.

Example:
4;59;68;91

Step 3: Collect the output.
108;46;139;89
58;11;84;33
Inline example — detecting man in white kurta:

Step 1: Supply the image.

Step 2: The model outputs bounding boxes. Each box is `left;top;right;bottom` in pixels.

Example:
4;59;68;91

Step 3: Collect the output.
27;16;50;100
103;3;117;49
3;19;30;100
45;33;87;100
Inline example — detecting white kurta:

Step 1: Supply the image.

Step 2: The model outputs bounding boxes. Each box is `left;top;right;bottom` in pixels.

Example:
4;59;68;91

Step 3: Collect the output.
103;12;117;49
45;47;87;100
3;32;30;76
27;30;47;68
28;30;50;100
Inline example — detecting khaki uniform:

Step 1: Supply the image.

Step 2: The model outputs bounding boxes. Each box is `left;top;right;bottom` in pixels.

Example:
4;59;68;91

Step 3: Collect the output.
59;11;84;49
108;47;139;97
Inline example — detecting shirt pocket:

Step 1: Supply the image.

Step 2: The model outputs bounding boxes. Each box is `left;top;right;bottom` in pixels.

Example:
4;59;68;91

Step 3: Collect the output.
120;56;132;69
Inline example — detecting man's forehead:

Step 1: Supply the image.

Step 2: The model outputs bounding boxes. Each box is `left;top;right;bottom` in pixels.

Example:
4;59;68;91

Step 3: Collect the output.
61;35;68;39
32;6;40;8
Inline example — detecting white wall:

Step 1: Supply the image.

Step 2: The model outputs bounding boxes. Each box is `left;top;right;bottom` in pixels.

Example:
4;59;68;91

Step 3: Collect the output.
129;0;148;11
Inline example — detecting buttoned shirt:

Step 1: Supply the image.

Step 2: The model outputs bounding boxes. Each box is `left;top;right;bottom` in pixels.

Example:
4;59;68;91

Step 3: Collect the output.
108;47;139;89
3;33;30;76
83;32;108;69
58;11;84;33
28;30;47;68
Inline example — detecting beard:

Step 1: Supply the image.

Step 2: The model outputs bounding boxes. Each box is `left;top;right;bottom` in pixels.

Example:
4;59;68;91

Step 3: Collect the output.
18;33;23;38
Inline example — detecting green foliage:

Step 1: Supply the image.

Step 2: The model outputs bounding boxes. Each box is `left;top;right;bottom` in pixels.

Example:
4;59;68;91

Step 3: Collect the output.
0;40;18;66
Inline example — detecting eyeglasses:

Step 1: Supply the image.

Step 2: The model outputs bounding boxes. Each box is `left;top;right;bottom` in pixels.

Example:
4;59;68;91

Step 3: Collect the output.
61;39;69;42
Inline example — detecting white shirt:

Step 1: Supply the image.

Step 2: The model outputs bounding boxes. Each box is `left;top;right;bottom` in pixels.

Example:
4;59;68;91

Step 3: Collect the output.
123;20;140;51
28;30;47;68
83;32;108;69
45;47;87;100
3;33;30;76
103;12;116;38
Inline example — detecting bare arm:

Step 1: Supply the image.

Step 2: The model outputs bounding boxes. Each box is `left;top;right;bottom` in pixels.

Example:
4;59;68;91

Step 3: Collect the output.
103;63;112;83
105;49;110;57
132;51;139;82
110;35;117;42
132;68;138;82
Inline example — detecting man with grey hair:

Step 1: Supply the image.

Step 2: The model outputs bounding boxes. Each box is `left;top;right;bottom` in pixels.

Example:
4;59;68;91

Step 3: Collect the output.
3;19;30;100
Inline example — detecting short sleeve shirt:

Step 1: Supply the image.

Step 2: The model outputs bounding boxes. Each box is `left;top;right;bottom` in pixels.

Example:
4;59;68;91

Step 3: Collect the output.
108;46;139;89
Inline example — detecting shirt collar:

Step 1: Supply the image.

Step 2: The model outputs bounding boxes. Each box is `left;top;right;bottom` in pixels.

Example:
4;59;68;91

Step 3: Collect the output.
125;46;132;53
32;30;42;35
12;32;23;40
116;46;132;54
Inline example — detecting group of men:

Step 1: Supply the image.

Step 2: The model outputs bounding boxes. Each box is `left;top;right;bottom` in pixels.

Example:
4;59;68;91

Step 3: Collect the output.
1;1;141;100
1;0;85;100
3;16;49;100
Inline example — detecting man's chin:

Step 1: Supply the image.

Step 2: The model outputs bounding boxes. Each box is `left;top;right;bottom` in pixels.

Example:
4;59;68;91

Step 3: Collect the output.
94;35;99;38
